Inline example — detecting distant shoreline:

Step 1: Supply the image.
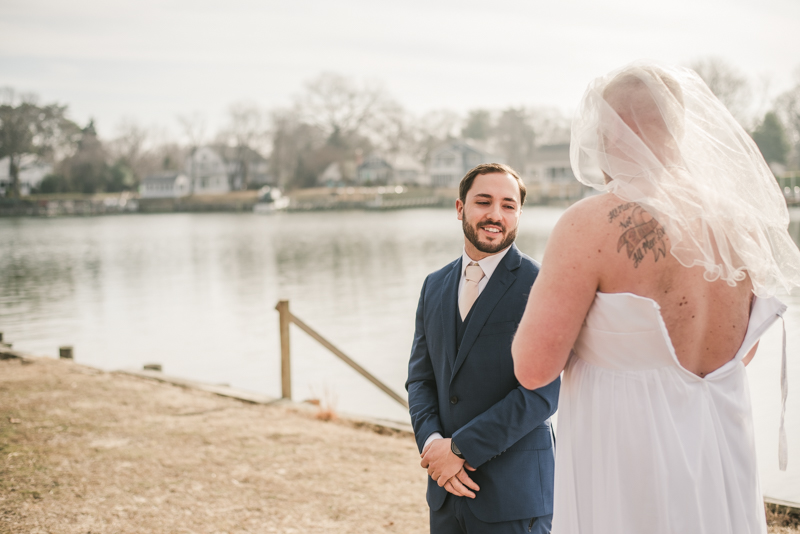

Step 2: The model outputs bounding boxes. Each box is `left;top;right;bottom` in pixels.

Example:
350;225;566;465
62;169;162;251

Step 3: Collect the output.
0;185;586;217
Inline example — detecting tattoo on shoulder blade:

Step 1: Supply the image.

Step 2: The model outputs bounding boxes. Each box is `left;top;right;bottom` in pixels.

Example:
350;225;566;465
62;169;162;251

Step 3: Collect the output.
607;202;637;223
608;203;667;268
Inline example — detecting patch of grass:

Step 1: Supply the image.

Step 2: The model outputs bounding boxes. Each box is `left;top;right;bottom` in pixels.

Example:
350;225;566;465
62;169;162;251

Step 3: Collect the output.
768;502;800;529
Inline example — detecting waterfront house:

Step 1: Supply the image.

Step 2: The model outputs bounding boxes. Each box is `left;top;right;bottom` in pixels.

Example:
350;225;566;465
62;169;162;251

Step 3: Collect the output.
184;145;272;194
318;160;358;187
139;171;191;198
428;141;489;188
357;154;393;185
529;143;593;200
0;155;53;196
529;143;574;184
391;154;425;185
319;162;344;187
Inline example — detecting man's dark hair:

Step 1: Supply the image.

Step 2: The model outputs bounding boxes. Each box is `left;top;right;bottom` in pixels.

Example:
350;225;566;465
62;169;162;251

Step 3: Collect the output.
458;163;527;206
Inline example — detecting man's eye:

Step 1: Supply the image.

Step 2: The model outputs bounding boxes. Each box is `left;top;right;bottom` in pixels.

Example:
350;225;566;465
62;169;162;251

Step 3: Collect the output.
477;201;489;205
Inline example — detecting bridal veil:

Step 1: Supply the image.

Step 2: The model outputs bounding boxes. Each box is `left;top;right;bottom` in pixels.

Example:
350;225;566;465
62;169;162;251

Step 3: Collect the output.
570;61;800;298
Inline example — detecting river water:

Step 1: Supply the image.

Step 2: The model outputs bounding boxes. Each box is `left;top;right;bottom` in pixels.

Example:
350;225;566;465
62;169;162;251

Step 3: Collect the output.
1;208;798;501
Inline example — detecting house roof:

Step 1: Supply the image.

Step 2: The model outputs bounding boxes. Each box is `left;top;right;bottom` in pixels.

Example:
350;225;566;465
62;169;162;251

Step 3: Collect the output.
320;162;342;181
531;143;571;165
358;154;392;170
390;154;423;171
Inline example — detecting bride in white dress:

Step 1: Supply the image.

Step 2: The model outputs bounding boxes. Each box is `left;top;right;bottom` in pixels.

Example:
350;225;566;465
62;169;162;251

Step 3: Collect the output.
511;62;800;534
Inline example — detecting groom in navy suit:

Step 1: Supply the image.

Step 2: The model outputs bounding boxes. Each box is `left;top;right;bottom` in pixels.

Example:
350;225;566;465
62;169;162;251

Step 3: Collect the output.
406;163;560;534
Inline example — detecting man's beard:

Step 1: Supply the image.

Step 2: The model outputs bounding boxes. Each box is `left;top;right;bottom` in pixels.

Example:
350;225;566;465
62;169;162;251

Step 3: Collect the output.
462;218;517;254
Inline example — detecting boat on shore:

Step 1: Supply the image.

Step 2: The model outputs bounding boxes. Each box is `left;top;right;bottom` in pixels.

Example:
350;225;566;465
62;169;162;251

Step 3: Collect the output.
253;186;289;214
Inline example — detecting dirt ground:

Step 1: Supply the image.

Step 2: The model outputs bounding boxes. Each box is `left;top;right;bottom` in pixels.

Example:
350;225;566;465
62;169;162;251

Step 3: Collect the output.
1;356;798;534
0;357;428;533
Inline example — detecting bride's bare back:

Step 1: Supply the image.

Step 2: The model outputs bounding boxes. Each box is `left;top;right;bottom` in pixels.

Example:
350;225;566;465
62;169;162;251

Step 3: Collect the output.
590;193;754;377
512;192;756;389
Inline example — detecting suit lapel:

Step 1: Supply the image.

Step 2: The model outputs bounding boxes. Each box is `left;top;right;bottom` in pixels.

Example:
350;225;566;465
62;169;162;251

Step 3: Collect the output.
441;258;461;369
450;245;522;381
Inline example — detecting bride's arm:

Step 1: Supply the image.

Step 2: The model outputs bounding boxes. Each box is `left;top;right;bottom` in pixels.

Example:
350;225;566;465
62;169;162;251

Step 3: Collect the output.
512;200;603;390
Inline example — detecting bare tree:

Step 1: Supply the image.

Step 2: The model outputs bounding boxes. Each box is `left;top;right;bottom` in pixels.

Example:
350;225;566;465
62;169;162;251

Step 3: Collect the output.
269;108;328;189
462;109;493;141
690;57;753;126
176;112;207;151
368;100;417;158
222;101;268;152
277;73;401;188
296;73;390;142
60;120;111;194
216;101;269;189
527;107;570;146
176;112;208;190
775;83;800;169
409;109;462;165
494;107;535;174
107;119;150;175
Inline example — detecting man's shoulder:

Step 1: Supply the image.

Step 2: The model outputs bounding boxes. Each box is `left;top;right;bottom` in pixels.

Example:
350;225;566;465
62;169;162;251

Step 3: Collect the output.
425;256;460;283
516;250;540;272
505;245;540;278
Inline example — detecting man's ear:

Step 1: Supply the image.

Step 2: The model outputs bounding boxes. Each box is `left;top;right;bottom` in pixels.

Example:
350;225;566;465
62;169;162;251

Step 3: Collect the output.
456;199;464;221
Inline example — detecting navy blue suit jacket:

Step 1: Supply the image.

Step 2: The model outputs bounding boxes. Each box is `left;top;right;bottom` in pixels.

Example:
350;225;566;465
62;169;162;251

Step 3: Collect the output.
406;244;560;523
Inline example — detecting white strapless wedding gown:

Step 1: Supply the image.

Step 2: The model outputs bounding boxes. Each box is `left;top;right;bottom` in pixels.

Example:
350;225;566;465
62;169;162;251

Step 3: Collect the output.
552;292;786;534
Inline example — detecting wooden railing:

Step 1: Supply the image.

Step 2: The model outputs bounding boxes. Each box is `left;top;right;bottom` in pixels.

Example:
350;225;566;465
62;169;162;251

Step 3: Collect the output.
275;300;408;409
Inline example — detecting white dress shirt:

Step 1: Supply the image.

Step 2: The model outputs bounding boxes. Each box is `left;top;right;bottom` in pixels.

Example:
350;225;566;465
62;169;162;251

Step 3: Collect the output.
423;245;513;451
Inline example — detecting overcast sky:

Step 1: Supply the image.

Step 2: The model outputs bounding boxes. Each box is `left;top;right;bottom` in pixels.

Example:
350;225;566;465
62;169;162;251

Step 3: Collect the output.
1;0;799;140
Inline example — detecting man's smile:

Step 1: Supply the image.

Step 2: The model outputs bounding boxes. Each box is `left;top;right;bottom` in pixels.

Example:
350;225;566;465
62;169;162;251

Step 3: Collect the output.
479;223;503;235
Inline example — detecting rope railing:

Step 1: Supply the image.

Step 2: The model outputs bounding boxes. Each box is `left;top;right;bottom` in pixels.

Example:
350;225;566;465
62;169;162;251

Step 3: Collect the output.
275;300;408;409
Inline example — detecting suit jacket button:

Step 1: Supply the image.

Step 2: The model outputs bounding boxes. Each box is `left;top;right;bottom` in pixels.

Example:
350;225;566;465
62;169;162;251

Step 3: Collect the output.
450;396;459;405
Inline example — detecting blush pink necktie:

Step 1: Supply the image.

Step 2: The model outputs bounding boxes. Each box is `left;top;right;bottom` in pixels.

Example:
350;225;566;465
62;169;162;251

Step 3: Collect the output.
459;262;485;320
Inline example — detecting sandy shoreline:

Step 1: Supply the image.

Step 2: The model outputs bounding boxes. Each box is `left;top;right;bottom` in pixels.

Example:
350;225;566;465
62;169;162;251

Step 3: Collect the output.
1;356;797;533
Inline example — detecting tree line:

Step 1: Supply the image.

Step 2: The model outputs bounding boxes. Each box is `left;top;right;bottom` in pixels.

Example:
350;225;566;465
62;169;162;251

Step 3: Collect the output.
1;57;799;198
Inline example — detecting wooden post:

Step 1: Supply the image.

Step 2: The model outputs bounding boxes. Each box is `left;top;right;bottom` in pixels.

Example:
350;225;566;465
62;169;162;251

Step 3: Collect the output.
275;300;292;399
59;346;73;359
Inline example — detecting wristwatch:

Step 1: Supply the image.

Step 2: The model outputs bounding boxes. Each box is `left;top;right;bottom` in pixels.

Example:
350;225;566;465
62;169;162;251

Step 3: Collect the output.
451;439;465;459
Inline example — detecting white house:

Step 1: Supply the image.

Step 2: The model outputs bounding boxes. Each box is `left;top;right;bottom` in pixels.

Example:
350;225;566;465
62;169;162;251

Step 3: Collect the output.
529;143;596;200
139;171;191;199
390;154;425;185
428;141;490;188
319;162;344;187
529;143;575;184
0;155;53;196
184;145;271;195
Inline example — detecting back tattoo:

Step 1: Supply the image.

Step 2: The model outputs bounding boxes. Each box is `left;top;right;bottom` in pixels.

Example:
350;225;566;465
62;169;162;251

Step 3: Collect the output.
608;203;667;268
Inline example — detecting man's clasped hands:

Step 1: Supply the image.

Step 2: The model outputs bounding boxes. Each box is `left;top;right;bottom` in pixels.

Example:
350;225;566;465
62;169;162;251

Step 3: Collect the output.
420;438;480;499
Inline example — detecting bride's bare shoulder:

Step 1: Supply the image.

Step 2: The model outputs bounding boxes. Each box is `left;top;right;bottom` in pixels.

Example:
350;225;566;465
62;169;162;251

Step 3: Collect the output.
562;193;630;217
548;193;665;271
552;193;631;238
